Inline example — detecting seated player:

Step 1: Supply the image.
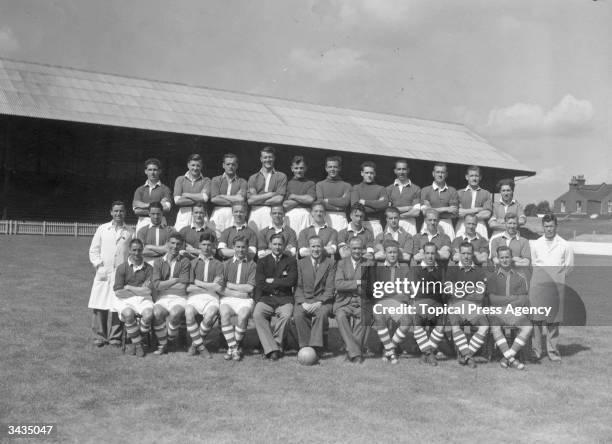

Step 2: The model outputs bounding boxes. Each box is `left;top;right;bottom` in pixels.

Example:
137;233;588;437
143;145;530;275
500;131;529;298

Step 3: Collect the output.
386;159;421;235
178;202;216;258
350;161;388;238
420;163;458;238
132;158;172;232
316;155;351;232
253;234;298;361
247;146;287;231
489;213;531;267
455;166;492;239
334;237;371;363
218;235;256;361
210;153;248;238
257;205;297;258
173;153;211;232
185;232;223;358
337;203;374;260
137;201;175;265
112;238;154;357
489;179;526;238
151;233;191;355
283;155;316;234
374;206;414;263
218;202;259;260
413;209;452;264
371;240;412;364
294;236;335;357
413;242;447;366
450;213;489;266
488;246;533;370
446;242;489;368
297;202;338;258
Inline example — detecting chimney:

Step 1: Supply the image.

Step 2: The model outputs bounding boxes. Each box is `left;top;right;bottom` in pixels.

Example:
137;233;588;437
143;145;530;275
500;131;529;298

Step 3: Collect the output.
576;175;586;187
569;176;578;189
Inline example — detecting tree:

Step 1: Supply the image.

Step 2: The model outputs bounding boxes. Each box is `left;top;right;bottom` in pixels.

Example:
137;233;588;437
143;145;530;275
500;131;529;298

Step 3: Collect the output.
524;203;537;216
536;200;551;214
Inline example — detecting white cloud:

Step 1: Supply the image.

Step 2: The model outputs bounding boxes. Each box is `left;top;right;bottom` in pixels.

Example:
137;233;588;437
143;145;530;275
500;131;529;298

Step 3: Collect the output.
288;47;367;83
0;26;19;53
485;94;594;137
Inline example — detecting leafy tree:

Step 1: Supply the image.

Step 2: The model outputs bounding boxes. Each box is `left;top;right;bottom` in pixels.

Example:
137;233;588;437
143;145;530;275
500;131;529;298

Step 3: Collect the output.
536;200;551;214
524;203;537;216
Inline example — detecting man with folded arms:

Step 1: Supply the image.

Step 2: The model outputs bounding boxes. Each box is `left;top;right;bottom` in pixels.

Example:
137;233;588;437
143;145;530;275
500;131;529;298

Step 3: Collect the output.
209;153;248;238
247;146;287;231
297;202;338;258
350;161;388;238
450;213;489;266
257;205;297;258
337;203;374;260
283;155;316;234
374;206;414;263
137;202;175;266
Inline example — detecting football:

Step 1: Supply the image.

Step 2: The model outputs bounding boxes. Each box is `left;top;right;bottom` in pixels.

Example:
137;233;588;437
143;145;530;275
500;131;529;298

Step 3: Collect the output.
297;347;319;366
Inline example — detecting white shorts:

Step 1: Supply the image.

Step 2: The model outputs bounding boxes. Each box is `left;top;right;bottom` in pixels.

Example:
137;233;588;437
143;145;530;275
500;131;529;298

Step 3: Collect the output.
285;208;311;234
399;218;417;236
174;207;194;232
248;206;273;231
154;294;187;312
455;220;488;240
210;207;234;237
187;293;220;315
114;296;154;321
325;211;348;232
421;218;455;239
363;220;383;239
220;296;254;314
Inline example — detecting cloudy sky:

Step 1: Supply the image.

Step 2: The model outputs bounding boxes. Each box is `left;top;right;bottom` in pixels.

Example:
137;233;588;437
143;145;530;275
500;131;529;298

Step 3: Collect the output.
1;0;610;204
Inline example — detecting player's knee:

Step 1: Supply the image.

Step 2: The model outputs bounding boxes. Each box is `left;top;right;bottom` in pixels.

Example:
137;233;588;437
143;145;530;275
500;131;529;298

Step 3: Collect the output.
168;308;184;324
153;305;167;322
203;309;218;326
122;309;135;324
141;309;154;324
184;306;197;323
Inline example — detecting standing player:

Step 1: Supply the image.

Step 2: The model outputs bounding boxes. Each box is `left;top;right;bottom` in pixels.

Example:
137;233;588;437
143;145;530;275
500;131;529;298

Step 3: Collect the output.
132;158;172;232
209;153;247;237
370;240;412;364
489;213;531;267
151;233;191;355
412;242;447;366
88;200;133;347
446;242;489;368
219;236;257;361
413;209;452;264
489;179;527;238
529;213;574;363
386;159;421;235
257;205;297;258
218;202;259;259
316;155;351;232
488;246;533;370
293;236;335;357
350;161;388;238
178;202;216;258
112;238;154;357
297;202;338;258
137;202;174;265
456;166;492;239
185;232;223;358
374;206;414;263
283;155;316;234
173;154;211;232
337;203;375;260
334;238;371;363
420;163;459;238
247;146;288;231
450;213;489;266
253;234;298;361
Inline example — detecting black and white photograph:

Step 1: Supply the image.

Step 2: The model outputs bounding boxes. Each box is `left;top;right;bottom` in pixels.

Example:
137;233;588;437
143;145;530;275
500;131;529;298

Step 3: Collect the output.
1;1;611;442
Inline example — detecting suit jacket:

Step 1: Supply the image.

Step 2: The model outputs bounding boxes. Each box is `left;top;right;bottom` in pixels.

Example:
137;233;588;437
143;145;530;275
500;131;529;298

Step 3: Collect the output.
333;257;373;312
295;256;336;305
254;253;298;307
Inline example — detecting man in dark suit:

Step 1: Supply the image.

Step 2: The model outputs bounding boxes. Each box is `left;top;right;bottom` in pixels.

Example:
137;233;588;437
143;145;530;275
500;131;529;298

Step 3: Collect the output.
333;237;372;363
253;233;298;360
294;235;335;357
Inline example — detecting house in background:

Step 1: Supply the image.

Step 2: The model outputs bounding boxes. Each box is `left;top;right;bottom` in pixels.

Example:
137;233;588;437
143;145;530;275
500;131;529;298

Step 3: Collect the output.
554;175;612;215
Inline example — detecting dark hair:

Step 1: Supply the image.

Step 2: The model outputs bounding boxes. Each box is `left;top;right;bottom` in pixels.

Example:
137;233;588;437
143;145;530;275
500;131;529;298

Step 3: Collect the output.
382;239;400;251
464;213;478;222
504;212;518;222
325;155;342;166
199;232;216;243
192;202;206;210
307;235;321;245
360;160;376;172
269;233;286;245
497;178;515;192
149;201;163;211
422;241;438;251
233;235;248;246
350;202;366;214
168;232;184;243
433;163;447;171
129;238;144;249
459;241;474;252
542;213;557;226
348;236;363;246
187;154;203;163
466;165;481;175
311;201;326;211
144;158;161;169
394;159;409;169
110;200;125;210
496;245;511;256
223;153;238;163
291;155;306;166
261;146;276;156
385;206;400;217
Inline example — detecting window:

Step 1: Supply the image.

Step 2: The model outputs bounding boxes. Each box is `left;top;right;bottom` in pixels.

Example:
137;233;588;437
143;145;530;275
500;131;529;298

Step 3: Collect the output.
576;201;583;213
560;201;566;213
608;201;612;214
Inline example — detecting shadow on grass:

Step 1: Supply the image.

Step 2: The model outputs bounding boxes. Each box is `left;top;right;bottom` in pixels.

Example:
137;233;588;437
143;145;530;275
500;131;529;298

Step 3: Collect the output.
558;343;591;357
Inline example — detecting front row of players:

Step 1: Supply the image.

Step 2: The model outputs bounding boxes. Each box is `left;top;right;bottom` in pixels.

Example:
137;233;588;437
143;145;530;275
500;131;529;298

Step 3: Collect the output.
115;224;533;369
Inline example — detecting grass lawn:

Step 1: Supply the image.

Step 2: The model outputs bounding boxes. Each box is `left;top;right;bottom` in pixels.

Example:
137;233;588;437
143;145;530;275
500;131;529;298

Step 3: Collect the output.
1;236;612;443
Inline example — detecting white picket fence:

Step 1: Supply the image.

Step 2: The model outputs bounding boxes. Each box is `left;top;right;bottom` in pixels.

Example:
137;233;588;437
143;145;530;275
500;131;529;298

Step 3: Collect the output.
0;220;135;237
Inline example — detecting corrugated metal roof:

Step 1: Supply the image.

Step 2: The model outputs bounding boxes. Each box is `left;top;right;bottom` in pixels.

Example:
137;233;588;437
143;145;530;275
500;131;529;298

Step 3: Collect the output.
0;58;533;174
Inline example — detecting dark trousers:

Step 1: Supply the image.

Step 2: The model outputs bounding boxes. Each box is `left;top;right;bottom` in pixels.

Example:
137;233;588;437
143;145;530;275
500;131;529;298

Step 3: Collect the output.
293;303;332;348
91;309;123;343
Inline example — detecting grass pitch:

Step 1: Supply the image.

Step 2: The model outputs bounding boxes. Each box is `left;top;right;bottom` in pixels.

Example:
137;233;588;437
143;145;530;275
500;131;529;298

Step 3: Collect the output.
1;236;612;443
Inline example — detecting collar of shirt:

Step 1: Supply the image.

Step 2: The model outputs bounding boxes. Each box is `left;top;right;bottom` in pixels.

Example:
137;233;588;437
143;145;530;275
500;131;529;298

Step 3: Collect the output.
501;231;520;241
350;257;359;269
184;171;203;183
267;224;286;233
325;176;343;182
107;222;127;230
383;261;400;268
163;253;179;264
311;257;322;268
348;224;365;234
464;185;482;192
459;262;475;271
311;223;328;230
497;267;515;277
259;168;276;176
233;223;248;231
145;180;161;189
386;226;404;235
424;230;439;239
190;224;208;231
420;260;438;269
128;258;145;271
198;254;213;262
148;222;166;229
499;198;517;206
222;173;237;183
271;253;283;262
463;233;480;242
394;178;412;187
232;256;247;263
432;182;448;192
